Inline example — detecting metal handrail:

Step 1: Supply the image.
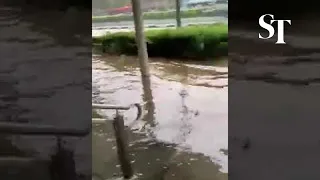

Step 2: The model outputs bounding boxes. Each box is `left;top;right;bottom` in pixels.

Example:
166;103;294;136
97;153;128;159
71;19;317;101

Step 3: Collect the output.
0;122;90;136
0;103;142;136
92;103;143;121
92;103;140;178
92;104;131;110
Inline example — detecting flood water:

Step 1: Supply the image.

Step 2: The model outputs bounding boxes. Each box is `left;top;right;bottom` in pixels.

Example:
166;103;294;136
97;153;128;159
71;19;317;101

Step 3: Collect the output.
1;6;227;180
92;53;228;179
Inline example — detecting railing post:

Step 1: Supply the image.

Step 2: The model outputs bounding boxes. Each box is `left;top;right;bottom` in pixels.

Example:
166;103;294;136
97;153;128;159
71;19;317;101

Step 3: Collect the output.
113;112;133;179
49;137;77;180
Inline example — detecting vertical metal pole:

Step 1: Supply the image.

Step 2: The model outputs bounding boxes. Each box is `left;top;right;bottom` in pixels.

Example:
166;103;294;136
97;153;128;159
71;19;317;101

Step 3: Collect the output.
50;137;77;180
175;0;181;27
113;112;133;179
131;0;151;78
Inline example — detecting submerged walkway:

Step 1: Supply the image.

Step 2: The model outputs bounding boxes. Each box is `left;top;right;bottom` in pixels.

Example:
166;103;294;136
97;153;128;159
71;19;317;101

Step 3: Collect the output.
92;54;228;179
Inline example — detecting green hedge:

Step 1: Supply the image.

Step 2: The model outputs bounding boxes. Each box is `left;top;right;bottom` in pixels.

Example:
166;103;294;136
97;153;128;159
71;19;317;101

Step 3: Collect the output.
94;24;228;59
92;9;227;23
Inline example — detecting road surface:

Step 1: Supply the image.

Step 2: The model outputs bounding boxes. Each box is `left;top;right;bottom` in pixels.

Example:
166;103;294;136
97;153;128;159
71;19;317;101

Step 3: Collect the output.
92;16;228;37
92;16;228;29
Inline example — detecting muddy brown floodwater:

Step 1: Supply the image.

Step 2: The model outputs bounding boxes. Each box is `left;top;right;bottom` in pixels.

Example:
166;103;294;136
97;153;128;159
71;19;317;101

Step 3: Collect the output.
92;53;228;180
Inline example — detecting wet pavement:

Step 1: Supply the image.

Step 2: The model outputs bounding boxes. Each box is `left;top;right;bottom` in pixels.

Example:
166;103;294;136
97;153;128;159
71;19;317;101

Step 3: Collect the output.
92;54;228;179
0;7;91;179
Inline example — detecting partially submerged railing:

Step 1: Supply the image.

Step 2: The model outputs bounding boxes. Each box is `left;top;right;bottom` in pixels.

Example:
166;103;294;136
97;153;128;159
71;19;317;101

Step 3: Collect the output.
0;103;142;180
92;103;143;179
92;103;142;122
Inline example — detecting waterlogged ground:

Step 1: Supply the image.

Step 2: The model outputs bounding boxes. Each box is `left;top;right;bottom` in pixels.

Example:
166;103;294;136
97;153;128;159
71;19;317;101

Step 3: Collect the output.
92;54;228;180
0;7;91;179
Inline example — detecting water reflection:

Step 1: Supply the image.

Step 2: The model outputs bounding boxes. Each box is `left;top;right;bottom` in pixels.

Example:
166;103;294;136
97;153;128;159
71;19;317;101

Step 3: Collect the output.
140;75;157;136
92;54;228;179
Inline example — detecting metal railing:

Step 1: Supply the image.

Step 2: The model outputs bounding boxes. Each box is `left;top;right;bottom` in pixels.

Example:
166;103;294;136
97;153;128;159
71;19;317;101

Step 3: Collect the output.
92;103;143;179
92;103;142;122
